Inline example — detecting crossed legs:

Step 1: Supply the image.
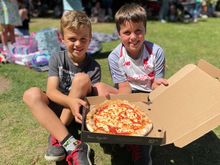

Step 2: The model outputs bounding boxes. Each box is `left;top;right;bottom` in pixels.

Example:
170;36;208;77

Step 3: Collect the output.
23;73;92;142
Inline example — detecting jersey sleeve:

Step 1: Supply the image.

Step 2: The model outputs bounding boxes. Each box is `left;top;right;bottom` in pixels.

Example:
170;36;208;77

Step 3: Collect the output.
108;45;127;84
48;52;59;77
86;55;101;85
91;61;101;85
154;46;166;79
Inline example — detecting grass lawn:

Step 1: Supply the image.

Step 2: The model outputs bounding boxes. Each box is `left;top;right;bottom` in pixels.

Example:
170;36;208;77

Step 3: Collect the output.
1;17;220;165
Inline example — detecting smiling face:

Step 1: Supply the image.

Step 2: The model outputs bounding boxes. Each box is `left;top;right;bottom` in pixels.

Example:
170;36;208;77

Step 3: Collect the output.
62;25;91;64
60;11;92;64
118;20;146;58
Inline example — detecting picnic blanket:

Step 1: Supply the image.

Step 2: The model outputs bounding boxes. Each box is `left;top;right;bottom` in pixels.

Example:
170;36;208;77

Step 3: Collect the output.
1;28;119;71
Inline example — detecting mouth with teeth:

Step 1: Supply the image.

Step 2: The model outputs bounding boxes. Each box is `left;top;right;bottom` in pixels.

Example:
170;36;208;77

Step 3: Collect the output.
129;41;140;48
73;48;83;53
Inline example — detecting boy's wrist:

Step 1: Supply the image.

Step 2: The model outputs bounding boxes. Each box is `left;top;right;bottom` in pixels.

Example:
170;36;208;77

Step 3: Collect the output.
91;85;98;95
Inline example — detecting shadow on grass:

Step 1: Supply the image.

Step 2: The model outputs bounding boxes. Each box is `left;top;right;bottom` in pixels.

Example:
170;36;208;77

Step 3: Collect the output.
100;143;133;165
91;51;111;60
99;132;220;165
56;121;220;165
152;131;220;165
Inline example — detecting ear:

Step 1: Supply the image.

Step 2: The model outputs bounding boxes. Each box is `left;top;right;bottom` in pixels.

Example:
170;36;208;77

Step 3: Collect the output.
58;31;64;43
118;33;122;40
117;31;121;40
60;35;65;44
89;33;92;43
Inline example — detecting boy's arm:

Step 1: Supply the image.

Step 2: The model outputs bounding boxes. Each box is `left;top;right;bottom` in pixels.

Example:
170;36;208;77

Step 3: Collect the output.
117;81;132;94
108;46;131;94
93;82;119;97
152;45;168;90
46;76;70;106
46;76;87;123
46;76;87;109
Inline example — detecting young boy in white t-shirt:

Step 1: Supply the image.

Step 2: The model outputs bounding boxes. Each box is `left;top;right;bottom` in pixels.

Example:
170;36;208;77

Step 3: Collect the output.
108;3;168;165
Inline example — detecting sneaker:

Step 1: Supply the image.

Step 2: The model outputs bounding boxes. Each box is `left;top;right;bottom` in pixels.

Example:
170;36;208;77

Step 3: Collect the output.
127;144;152;165
44;135;66;161
66;141;92;165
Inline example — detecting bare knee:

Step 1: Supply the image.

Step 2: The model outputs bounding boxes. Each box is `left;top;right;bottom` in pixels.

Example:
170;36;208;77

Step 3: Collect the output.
23;87;47;106
72;73;91;89
70;73;92;96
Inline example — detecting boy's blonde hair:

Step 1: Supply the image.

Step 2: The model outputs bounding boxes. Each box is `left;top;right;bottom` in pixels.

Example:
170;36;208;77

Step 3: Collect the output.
115;3;147;33
60;11;92;36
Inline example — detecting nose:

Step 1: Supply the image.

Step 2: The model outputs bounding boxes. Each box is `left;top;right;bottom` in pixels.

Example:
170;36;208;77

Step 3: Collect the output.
75;40;81;46
130;32;137;41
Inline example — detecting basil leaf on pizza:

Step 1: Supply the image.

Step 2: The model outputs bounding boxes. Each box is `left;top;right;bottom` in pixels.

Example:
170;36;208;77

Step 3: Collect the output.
86;99;153;136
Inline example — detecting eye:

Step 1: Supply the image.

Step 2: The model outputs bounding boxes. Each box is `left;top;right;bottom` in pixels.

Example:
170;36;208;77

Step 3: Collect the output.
80;38;87;42
69;38;76;42
123;31;131;36
135;29;142;35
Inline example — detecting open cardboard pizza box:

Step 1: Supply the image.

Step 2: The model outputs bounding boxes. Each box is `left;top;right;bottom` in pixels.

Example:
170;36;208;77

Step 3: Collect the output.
81;59;220;148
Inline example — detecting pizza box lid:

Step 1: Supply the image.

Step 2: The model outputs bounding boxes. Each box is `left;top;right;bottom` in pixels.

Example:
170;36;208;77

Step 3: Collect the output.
149;59;220;147
81;93;165;145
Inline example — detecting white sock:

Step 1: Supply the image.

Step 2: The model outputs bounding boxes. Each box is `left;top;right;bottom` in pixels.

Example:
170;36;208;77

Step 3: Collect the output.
61;134;79;153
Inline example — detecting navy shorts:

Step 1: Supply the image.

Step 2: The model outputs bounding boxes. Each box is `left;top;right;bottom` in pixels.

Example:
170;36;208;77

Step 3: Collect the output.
48;99;64;117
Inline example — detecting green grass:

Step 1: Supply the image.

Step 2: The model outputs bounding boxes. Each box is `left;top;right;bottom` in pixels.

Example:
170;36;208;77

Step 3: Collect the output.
1;18;220;165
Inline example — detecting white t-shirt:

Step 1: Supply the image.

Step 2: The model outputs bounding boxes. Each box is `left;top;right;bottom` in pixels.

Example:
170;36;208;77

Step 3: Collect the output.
108;41;165;92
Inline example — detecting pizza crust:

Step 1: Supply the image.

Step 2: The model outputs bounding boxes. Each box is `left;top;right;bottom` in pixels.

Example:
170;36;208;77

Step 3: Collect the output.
86;99;153;136
133;122;153;136
86;106;96;132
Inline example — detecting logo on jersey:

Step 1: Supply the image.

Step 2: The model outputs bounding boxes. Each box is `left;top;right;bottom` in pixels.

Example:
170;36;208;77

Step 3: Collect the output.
123;60;131;67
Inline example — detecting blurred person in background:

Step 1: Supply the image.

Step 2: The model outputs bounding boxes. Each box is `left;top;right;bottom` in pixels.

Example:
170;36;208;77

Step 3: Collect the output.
193;0;202;22
207;0;218;16
90;0;106;23
62;0;83;15
159;0;170;23
0;0;22;51
15;0;30;36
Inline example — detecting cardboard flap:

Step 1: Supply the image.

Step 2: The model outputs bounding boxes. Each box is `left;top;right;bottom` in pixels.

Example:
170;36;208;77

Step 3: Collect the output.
149;63;220;147
150;64;197;101
85;93;148;105
197;59;220;80
174;102;220;147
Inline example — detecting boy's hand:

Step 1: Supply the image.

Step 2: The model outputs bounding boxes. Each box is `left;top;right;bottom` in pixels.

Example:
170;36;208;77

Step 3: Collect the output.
93;82;118;98
69;98;88;123
152;78;169;90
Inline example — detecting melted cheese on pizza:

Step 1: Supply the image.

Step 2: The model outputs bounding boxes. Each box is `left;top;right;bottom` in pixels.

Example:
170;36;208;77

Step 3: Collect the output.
93;100;146;135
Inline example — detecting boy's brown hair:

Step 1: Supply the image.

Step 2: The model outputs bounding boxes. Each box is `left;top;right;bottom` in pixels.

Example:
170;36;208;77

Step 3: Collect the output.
115;3;147;33
60;11;92;36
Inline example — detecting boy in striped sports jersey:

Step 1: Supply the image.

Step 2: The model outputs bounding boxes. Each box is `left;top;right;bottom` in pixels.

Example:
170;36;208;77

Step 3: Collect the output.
108;3;168;165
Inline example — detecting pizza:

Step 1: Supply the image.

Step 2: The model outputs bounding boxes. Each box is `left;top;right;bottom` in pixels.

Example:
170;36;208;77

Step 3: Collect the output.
86;99;153;136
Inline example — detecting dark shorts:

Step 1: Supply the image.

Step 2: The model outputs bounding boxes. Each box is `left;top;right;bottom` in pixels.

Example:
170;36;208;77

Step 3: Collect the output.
47;90;94;117
48;99;82;137
48;99;64;117
46;88;82;117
